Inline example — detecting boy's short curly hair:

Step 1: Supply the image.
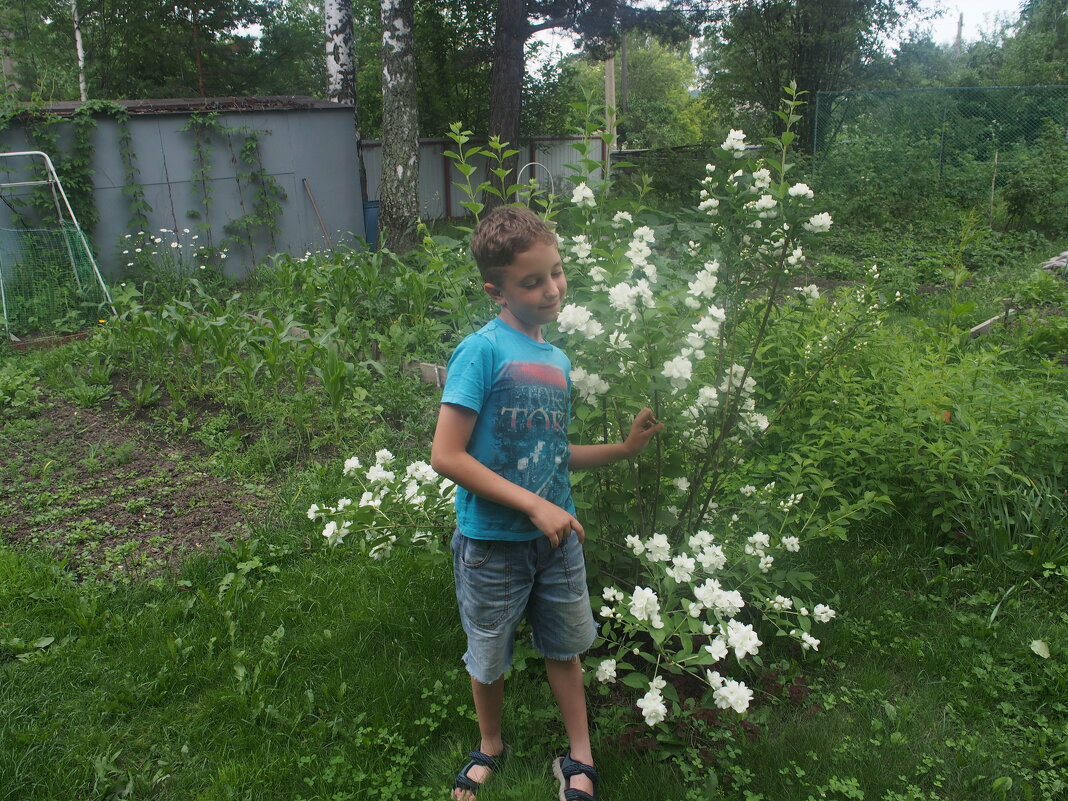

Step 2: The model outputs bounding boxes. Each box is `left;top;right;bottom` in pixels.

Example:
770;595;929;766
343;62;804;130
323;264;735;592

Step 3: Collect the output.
470;205;557;286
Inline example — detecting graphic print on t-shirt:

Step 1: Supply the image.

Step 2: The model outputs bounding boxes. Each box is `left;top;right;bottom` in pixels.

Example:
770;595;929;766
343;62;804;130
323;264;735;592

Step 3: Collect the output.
491;360;571;501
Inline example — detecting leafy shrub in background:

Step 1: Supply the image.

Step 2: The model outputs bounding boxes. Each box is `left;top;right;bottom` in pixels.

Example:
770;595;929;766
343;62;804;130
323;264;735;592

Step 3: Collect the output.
1003;121;1068;236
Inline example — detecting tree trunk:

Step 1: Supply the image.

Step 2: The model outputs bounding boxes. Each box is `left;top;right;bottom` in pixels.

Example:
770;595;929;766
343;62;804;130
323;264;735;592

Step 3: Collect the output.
485;0;527;210
380;0;419;252
324;0;355;103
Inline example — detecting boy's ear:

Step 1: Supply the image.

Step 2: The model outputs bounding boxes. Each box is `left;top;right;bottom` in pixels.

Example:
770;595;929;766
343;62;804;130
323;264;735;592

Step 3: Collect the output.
484;281;506;306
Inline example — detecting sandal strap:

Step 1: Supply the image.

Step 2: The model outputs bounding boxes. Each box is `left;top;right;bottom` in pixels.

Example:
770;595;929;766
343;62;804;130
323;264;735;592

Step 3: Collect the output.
559;751;598;785
563;790;597;801
453;747;508;794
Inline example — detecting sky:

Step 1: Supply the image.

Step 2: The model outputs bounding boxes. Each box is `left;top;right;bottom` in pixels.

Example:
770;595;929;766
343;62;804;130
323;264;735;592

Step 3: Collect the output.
531;1;1027;65
923;0;1023;44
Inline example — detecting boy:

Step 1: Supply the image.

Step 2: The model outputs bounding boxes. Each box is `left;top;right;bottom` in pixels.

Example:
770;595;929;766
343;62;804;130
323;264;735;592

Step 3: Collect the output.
430;205;663;801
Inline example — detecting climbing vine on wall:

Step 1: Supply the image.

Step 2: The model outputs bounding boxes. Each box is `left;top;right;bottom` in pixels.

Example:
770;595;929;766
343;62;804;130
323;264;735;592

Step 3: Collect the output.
183;112;286;266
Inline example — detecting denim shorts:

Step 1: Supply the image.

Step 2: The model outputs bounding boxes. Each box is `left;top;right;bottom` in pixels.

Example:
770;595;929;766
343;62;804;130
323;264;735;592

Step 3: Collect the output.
452;530;597;684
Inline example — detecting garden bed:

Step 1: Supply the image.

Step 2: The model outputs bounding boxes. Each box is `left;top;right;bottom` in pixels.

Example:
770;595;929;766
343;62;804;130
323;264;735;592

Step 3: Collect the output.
0;394;267;582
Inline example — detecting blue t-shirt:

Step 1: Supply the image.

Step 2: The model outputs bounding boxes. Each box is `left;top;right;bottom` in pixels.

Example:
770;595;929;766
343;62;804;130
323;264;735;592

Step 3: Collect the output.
441;317;574;541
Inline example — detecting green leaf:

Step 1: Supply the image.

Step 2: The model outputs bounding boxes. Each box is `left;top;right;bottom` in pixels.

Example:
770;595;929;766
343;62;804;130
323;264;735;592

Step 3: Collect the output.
621;672;649;689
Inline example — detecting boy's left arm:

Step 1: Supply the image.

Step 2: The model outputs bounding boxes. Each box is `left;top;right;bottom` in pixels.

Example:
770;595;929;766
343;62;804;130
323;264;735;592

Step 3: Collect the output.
569;407;664;470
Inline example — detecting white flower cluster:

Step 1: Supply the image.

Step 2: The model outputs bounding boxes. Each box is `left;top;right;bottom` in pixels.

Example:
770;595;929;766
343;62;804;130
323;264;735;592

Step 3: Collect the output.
720;128;748;158
557;304;604;340
626;226;657;283
803;212;833;233
309;451;455;556
571;181;595;208
637;676;669;725
570;366;609;404
600;509;838;725
607;278;655;317
696;163;721;214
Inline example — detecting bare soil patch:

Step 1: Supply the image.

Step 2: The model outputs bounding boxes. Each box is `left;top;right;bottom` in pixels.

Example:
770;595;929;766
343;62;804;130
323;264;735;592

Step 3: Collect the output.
0;395;268;581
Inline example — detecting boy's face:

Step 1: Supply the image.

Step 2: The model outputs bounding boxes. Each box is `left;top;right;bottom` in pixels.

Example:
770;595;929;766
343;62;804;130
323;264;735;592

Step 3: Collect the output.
485;240;566;340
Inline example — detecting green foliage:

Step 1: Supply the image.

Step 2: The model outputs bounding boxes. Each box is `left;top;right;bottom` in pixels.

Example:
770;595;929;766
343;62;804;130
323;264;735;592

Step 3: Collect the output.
1002;122;1068;236
0;360;42;413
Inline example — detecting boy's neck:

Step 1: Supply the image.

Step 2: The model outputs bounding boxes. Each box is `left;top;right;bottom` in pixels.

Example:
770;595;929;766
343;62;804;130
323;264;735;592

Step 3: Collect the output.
497;310;545;342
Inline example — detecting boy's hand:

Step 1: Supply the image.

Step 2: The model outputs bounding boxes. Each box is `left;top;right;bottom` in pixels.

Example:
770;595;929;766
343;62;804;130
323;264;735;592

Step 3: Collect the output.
623;407;665;456
528;498;585;547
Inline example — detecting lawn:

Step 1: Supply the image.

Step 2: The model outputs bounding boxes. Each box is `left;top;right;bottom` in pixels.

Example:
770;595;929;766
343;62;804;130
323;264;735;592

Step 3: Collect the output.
2;167;1068;799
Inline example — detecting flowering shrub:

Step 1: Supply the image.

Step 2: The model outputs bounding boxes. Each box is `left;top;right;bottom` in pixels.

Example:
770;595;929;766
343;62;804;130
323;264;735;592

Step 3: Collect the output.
314;86;892;732
548;86;890;725
308;448;456;558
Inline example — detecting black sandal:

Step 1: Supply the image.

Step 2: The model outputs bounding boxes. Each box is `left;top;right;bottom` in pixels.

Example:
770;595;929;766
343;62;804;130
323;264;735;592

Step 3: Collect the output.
552;749;599;801
453;746;508;797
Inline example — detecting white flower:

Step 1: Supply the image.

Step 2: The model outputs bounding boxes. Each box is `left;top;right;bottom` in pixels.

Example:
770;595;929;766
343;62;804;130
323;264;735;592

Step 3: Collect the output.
342;456;362;476
596;659;618;683
359;491;381;508
813;604;837;623
688;268;719;299
754;194;778;214
322;520;351;547
803;212;833;233
713;679;753;713
406;460;437;484
698;196;720;214
570;235;592;259
662;355;693;391
633;225;655;243
748;531;771;549
798;631;820;651
336;497;352;510
570;366;609;404
726;619;762;659
666;553;696;583
704;637;729;662
673;477;690;492
788;182;814;199
366;464;395;484
689;529;714;551
797;284;820;304
705;669;724;689
612;210;633;227
781;536;800;552
557;304;604;339
740;485;756;497
626;534;645;555
769;595;793;611
644;533;671;563
636;687;668;726
599;605;616;619
602;586;625;603
696;544;727;573
758;554;775;573
720;128;748;158
374;448;395;465
307;503;321;520
571;181;596;207
629;586;664;628
752;168;772;190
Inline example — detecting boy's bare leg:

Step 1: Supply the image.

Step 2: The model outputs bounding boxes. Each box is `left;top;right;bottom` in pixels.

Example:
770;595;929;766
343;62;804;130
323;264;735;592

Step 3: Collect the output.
545;657;595;797
454;675;506;801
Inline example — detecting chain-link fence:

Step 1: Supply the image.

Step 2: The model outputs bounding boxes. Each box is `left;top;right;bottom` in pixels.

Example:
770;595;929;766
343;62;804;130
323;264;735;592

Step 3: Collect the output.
810;86;1068;227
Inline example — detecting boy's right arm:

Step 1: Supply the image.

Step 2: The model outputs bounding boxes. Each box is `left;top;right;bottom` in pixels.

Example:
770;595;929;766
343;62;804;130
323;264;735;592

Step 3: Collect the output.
430;402;584;547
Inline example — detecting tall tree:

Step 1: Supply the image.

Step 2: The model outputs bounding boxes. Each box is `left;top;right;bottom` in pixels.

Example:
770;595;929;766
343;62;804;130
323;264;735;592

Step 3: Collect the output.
482;0;700;205
379;0;419;252
699;0;920;149
325;0;356;102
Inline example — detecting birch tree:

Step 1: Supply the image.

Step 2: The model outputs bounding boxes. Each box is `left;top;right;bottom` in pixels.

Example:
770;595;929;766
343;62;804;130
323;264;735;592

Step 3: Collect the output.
325;0;355;103
379;0;419;252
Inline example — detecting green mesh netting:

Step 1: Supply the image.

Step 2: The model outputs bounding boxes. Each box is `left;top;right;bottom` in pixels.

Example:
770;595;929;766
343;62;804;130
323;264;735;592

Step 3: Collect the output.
810;86;1068;206
0;221;110;338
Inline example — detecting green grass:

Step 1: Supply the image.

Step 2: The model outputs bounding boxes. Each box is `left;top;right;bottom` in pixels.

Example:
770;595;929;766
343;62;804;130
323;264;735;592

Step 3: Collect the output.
2;217;1067;800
